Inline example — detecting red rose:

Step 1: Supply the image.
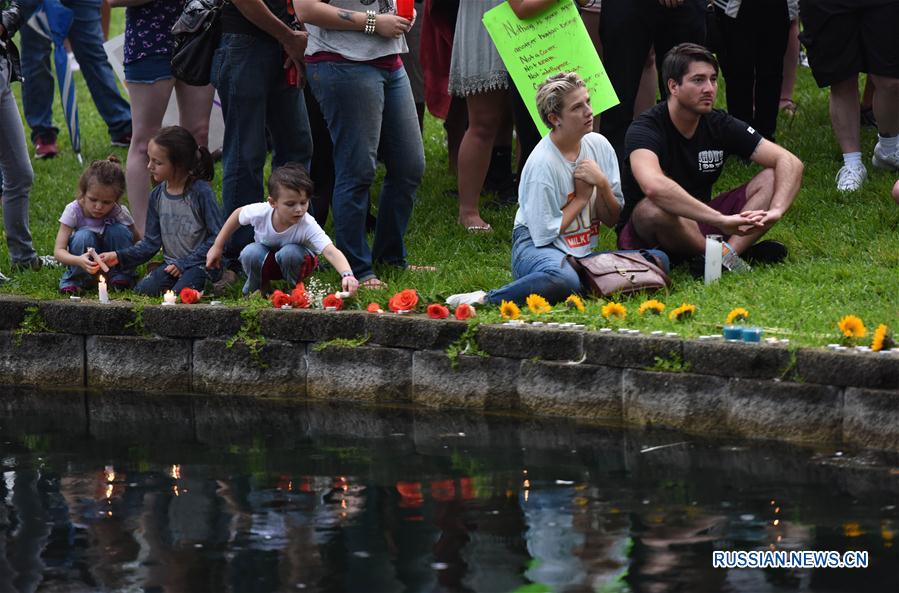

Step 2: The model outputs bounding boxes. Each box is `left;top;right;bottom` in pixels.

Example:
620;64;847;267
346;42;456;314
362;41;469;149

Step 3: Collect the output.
454;303;476;320
367;302;383;313
388;288;419;312
322;293;344;310
290;287;310;308
271;290;291;308
179;287;200;304
427;303;449;319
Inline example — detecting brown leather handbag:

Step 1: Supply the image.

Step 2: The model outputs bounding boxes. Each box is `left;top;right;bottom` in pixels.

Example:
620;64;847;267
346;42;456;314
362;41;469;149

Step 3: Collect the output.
566;251;670;298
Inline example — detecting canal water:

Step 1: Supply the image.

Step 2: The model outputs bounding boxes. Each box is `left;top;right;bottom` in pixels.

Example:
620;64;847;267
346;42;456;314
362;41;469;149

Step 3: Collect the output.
0;388;896;593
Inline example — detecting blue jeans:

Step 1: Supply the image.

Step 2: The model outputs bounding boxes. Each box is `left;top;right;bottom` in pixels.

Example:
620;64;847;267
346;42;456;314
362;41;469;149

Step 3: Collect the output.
211;33;313;262
0;56;36;267
307;61;424;281
239;242;313;295
134;264;209;296
19;0;131;141
60;224;134;289
486;226;669;306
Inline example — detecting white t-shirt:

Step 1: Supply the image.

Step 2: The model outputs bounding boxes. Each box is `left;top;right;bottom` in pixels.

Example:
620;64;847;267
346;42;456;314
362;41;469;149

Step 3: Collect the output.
513;132;623;257
238;202;332;254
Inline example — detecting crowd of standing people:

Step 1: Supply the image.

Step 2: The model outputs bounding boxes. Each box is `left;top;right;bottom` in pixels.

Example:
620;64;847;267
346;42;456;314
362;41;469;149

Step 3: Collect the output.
0;0;897;302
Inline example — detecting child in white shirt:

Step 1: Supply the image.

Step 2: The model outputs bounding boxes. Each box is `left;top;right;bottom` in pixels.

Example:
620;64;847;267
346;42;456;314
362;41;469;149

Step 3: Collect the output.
206;163;359;295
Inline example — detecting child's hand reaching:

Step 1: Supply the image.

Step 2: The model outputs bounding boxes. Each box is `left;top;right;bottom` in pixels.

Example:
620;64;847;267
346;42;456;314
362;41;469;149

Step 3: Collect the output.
341;274;359;295
206;245;222;270
78;252;100;275
164;264;182;278
98;251;119;267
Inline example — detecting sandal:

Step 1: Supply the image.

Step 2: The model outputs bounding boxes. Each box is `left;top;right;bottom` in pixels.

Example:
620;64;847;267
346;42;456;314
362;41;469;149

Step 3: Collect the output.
466;224;492;234
407;265;437;272
359;277;388;290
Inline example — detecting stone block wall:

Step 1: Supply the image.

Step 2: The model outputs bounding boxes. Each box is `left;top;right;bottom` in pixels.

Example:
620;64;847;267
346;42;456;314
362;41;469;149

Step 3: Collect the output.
0;296;897;451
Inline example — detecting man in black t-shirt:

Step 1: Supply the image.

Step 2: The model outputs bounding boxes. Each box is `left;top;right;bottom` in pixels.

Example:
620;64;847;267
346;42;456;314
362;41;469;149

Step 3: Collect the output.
617;43;803;270
212;0;314;276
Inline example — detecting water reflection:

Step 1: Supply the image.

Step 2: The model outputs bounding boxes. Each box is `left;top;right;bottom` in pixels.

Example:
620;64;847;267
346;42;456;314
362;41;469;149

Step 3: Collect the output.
0;390;896;592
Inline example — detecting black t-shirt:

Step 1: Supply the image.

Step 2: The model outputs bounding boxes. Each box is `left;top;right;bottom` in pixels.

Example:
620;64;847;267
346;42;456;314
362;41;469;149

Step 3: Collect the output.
222;0;297;38
618;102;763;230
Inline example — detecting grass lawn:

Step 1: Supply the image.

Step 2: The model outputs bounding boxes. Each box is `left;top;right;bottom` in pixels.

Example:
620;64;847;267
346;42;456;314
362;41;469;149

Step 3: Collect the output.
2;14;897;348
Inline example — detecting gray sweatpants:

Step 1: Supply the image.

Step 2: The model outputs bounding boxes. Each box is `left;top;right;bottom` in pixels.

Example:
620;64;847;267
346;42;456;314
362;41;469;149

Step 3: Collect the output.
0;55;36;266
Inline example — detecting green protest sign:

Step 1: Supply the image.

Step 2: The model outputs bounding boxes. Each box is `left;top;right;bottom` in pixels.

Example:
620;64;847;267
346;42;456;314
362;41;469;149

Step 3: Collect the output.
483;0;618;136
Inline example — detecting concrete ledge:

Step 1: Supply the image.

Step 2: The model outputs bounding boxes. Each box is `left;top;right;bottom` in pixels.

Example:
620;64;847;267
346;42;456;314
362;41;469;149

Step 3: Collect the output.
412;351;519;410
843;387;899;451
726;378;842;444
193;338;306;396
260;308;368;342
518;360;622;421
622;369;729;434
584;332;682;369
476;325;583;361
366;314;466;350
86;335;191;392
684;341;792;380
144;305;242;338
0;331;84;387
0;295;38;330
40;300;137;336
798;349;899;390
306;344;412;403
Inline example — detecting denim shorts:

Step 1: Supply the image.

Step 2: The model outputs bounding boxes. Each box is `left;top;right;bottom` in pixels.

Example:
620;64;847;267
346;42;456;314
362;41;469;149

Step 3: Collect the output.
124;54;173;84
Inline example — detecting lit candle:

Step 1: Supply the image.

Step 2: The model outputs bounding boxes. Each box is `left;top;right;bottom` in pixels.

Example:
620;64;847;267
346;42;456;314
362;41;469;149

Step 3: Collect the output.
162;290;176;305
98;275;109;304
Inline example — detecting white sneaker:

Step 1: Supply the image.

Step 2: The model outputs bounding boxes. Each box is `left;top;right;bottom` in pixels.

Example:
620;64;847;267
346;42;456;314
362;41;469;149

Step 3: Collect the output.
446;290;487;308
835;163;867;192
0;271;8;284
872;142;899;171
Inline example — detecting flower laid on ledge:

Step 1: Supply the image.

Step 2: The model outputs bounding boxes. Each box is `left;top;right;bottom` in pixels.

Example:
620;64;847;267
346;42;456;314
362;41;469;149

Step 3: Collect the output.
367;302;384;313
726;307;749;324
290;286;310;309
389;288;419;313
837;315;866;342
565;294;585;312
638;299;665;315
526;293;551;315
669;303;696;321
500;300;520;320
427;303;449;319
179;287;200;304
271;290;291;308
322;293;344;310
601;301;627;320
454;303;476;320
871;324;894;352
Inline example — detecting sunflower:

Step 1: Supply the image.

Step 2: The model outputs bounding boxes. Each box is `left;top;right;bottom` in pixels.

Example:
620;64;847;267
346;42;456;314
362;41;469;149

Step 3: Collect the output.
526;294;552;315
871;324;894;352
668;303;697;321
565;294;585;312
837;315;866;339
500;300;521;320
601;301;627;320
726;307;749;324
638;299;665;315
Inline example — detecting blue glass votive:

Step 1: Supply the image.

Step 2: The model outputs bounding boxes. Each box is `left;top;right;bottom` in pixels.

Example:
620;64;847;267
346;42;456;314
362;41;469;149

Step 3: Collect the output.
742;327;762;343
723;325;743;340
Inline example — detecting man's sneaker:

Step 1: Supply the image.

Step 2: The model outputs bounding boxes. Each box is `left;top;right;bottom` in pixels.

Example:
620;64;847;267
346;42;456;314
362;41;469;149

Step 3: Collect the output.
37;255;61;268
446;290;487;308
110;133;132;148
872;142;899;171
742;240;788;265
11;257;41;272
34;135;59;159
835;163;867;192
0;271;9;285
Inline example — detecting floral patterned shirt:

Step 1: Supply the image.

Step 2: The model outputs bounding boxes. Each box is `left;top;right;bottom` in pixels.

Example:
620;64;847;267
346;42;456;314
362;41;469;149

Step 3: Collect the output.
124;0;183;65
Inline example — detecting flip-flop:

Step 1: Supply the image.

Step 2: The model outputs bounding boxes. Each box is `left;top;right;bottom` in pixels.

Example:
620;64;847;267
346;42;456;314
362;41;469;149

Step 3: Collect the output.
360;277;388;290
466;224;492;234
408;265;437;272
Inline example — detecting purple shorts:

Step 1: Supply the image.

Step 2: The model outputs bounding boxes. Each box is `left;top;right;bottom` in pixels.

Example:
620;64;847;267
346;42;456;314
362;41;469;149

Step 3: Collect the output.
617;183;750;250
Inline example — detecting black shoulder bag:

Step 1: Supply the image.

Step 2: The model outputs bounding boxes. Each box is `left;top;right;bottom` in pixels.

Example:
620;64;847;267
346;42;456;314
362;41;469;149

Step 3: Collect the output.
170;0;227;86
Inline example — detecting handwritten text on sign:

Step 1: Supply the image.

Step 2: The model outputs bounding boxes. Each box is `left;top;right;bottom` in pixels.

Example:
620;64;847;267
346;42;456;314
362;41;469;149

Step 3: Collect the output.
483;0;619;136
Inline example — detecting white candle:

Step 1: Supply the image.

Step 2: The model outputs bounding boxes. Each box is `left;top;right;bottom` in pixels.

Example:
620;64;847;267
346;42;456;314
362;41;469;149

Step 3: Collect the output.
162;290;176;305
98;276;109;304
